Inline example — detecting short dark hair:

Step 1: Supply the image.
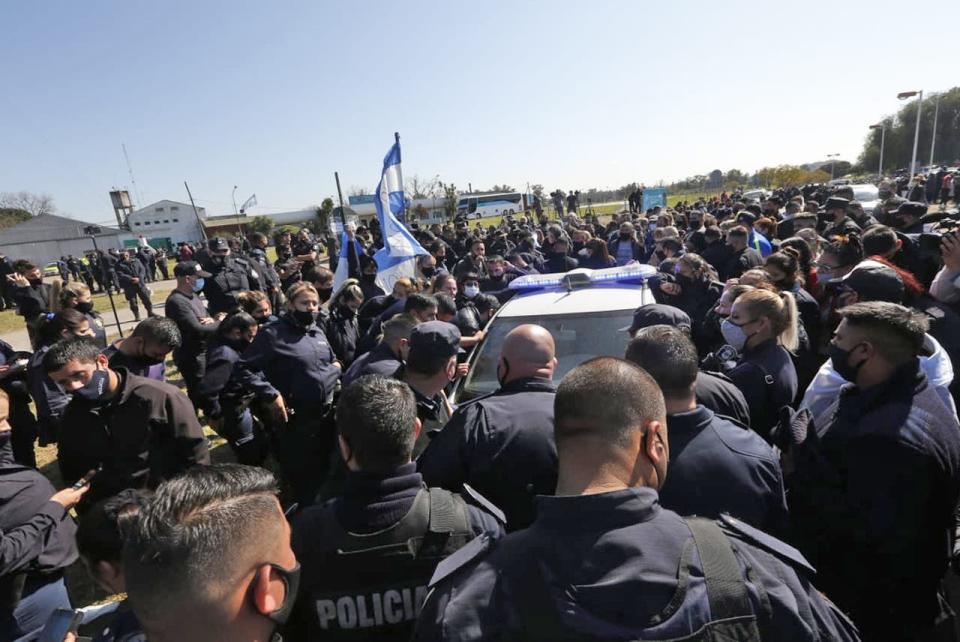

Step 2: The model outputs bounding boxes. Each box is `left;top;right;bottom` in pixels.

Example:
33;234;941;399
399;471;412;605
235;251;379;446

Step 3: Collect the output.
862;225;899;256
216;310;258;339
625;326;698;397
13;259;37;273
838;301;928;364
727;226;749;241
124;465;281;628
474;293;500;315
131;316;182;349
336;376;418;473
404;293;438;314
76;488;151;566
435;294;457;317
554;357;666;447
43;337;102;373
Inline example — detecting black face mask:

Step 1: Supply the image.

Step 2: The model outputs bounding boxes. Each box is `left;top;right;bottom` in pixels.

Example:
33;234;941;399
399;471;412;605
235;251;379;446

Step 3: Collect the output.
254;563;301;626
361;273;377;283
28;278;42;286
619;233;632;240
75;301;94;314
317;287;333;303
210;255;226;267
291;309;315;327
421;266;436;278
829;343;867;383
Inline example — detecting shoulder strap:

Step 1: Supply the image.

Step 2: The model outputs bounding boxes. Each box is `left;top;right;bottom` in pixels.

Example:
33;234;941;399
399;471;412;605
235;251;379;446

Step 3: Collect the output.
685;518;754;621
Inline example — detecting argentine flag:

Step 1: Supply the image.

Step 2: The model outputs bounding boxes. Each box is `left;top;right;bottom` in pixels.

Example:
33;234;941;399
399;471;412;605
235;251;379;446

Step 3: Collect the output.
332;230;363;292
372;138;427;292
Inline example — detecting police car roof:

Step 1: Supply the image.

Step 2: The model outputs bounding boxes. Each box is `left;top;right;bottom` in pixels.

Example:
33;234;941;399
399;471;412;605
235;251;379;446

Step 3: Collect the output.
498;283;649;317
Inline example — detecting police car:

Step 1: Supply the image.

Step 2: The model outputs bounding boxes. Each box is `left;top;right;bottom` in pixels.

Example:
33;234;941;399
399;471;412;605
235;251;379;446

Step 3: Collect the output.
453;264;657;403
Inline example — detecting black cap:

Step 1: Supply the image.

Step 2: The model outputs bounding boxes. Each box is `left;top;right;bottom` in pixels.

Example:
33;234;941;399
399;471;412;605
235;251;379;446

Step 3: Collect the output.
173;260;212;278
208;237;228;251
836;259;904;303
736;211;756;225
824;197;850;211
891;201;928;219
621;303;692;334
409;321;461;359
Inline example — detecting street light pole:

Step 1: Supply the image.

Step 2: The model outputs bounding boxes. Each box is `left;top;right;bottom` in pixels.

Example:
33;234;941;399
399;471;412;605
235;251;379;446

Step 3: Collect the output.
231;186;238;215
827;153;840;180
870;123;885;181
929;93;940;166
898;90;923;184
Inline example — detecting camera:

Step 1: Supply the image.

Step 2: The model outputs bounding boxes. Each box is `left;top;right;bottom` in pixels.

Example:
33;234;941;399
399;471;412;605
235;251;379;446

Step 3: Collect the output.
83;224;102;236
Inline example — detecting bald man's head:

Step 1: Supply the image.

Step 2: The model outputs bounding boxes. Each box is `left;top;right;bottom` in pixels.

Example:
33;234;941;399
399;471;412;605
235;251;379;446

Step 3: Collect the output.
498;324;557;385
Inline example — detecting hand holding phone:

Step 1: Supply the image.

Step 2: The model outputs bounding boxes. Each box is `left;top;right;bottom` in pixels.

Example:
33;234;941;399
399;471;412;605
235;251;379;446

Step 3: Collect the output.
37;608;81;642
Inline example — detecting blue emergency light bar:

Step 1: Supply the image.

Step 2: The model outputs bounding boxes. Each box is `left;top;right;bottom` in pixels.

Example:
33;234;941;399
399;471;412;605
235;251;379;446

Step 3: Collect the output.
508;264;657;291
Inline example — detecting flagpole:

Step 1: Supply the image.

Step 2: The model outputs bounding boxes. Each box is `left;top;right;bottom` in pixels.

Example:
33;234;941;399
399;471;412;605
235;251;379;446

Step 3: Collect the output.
334;172;347;228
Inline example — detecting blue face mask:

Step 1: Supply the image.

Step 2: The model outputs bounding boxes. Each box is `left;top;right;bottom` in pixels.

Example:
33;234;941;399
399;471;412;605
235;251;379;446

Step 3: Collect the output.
73;366;110;403
193;277;205;292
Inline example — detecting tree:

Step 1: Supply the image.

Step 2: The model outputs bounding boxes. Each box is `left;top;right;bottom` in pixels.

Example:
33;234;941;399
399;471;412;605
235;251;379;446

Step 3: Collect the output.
246;216;274;237
348;185;371;197
708;170;723;189
488;184;514;193
530;184;545;199
441;183;459;221
0;191;56;217
724;169;748;188
315;198;334;230
406;174;439;199
411;203;429;221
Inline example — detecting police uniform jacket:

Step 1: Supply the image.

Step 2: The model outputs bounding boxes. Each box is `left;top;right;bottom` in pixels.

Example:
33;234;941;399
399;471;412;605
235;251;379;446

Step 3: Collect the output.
325;305;360;367
728;338;798;442
341;342;401;389
85;311;107;349
418;378;557;531
11;282;51;321
659;405;787;535
202;258;250;315
0;433;78;594
788;359;960;640
102;343;165;382
695;371;751;427
720;247;763;281
249;247;280;291
233;313;340;413
288;463;503;641
164;290;218;364
414;487;859;641
56;368;210;505
115;259;147;295
27;345;69;445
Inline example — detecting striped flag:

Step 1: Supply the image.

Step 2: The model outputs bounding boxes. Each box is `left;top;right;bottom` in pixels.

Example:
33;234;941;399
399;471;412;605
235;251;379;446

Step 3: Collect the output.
372;137;426;292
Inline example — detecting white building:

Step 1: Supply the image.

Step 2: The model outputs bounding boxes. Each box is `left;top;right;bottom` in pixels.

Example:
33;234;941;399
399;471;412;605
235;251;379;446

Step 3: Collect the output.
126;200;206;248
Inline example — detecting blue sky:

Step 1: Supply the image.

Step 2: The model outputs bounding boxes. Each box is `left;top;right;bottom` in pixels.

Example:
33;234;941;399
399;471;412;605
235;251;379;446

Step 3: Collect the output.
2;1;957;224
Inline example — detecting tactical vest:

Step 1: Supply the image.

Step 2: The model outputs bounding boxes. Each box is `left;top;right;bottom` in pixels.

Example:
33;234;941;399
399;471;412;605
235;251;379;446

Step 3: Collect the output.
512;518;764;641
302;488;475;641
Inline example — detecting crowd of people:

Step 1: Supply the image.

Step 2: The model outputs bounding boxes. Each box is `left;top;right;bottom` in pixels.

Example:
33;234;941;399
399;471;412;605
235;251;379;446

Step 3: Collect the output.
1;174;960;641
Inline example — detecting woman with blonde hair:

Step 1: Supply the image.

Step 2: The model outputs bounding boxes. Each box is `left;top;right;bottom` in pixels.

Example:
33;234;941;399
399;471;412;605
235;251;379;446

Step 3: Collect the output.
58;281;106;347
723;288;799;441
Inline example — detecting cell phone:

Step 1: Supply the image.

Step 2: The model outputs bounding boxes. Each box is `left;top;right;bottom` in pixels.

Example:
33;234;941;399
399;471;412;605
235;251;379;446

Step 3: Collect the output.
38;608;82;642
72;465;102;490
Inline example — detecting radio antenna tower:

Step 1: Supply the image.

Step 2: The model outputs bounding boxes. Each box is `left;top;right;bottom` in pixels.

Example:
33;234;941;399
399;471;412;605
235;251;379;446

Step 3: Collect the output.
121;143;144;207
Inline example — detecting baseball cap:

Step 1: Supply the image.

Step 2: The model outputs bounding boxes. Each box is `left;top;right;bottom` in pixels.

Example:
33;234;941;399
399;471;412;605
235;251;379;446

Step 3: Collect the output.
173;260;212;278
408;321;461;359
836;259;904;303
208;237;229;251
620;303;692;334
824;197;850;211
890;201;927;218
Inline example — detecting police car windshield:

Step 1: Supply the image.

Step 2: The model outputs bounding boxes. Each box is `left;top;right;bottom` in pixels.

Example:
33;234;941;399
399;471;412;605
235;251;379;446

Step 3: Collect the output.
459;309;634;401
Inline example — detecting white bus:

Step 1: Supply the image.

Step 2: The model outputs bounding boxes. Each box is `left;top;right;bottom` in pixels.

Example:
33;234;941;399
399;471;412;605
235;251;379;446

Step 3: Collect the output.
456;192;532;219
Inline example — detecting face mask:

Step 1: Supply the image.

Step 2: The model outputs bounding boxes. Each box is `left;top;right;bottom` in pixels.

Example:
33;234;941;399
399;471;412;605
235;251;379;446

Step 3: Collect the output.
262;563;301;626
73;366;110;402
361;273;377;283
619;232;632;240
75;301;94;314
193;278;205;292
421;267;435;278
28;278;42;286
317;287;333;303
721;318;752;351
464;285;480;299
210;255;226;266
829;343;866;383
291;309;315;327
257;314;276;326
339;304;356;319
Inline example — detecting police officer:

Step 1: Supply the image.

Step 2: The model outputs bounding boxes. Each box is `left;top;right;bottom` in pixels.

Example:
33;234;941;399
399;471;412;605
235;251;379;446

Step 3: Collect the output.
232;282;341;506
164;261;218;410
418;324;557;531
342;313;419;389
102;316;181;381
391;321;459;458
821;196;861;238
626;304;751;427
196;311;266;466
0;390;87;640
202;237;251;315
60;281;107;348
287;375;503;641
116;249;155;321
414;358;860;641
626;325;787;534
248;232;282;312
7;260;53;349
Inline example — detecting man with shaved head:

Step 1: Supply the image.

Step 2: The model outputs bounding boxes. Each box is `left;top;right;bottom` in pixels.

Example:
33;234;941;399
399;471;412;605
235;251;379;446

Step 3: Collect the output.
414;358;861;641
418;323;558;530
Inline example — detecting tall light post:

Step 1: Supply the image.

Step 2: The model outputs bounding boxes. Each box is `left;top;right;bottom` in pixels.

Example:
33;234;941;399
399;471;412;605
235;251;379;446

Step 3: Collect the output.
869;123;885;181
826;153;840;180
898;90;923;184
231;185;239;215
929;93;941;166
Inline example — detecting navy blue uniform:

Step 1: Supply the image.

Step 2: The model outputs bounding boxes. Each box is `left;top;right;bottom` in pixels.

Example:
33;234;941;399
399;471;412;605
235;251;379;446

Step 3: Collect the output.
414;488;859;641
694;370;751;427
202;258;250;315
418;378;557;531
341;342;402;389
115;258;153;318
0;341;38;467
0;434;78;640
288;463;503;640
196;341;264;465
84;311;108;349
659;405;787;534
325;305;360;367
27;345;69;446
728;338;797;442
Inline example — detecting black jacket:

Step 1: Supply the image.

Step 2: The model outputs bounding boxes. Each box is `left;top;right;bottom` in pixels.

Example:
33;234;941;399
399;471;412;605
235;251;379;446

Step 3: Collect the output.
720;247;763;281
418;378;557;531
115;259;147;293
11;282;52;320
165;290;218;363
324;306;360;367
202;259;250;315
728;339;798;442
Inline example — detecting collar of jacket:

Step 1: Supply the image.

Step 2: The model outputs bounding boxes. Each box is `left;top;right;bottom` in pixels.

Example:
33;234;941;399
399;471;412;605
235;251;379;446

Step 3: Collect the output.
498;377;556;395
839;357;925;418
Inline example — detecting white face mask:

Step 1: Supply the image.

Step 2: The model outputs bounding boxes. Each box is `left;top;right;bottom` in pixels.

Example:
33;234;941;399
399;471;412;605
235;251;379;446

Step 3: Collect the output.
720;318;750;351
464;285;480;299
